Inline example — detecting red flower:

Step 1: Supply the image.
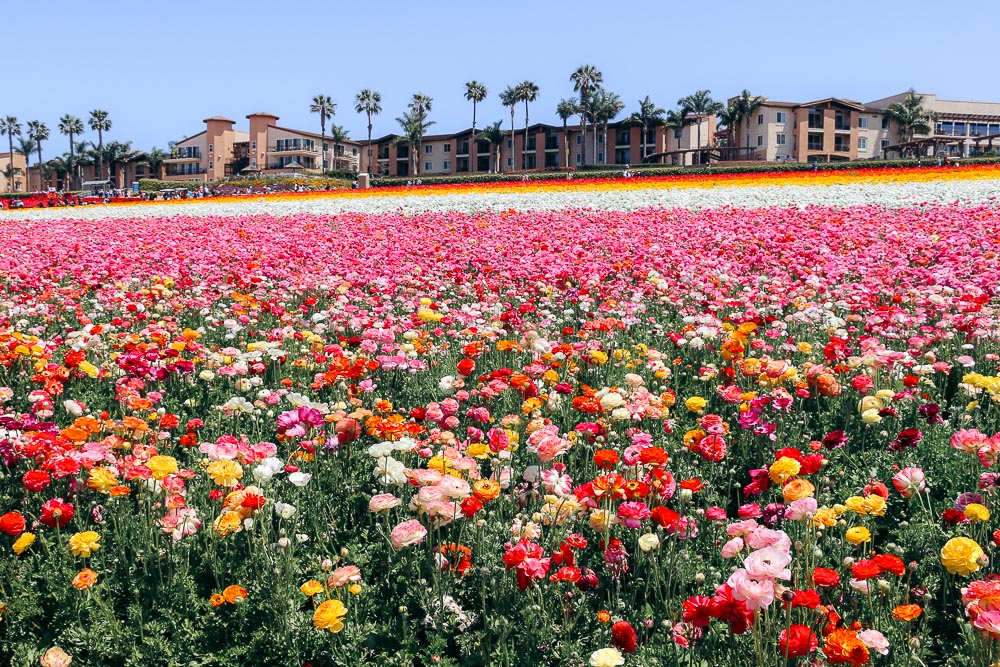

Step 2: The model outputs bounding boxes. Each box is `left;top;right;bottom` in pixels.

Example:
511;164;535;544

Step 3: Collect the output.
460;497;483;519
650;506;680;530
611;620;638;653
0;511;26;536
682;595;714;627
39;498;74;528
575;567;599;591
593;449;620;469
456;358;476;377
942;507;969;525
873;553;906;576
680;478;704;492
779;624;818;658
813;567;841;587
851;559;881;580
22;470;51;492
549;566;581;583
787;589;821;610
638;446;668;466
240;493;266;510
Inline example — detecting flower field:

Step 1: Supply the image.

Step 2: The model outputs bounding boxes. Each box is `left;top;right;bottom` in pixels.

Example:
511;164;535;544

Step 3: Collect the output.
2;166;1000;667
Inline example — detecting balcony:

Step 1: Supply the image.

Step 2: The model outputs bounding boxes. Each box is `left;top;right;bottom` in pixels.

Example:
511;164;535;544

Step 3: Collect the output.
615;135;631;147
834;142;851;153
457;142;469;156
164;167;207;177
545;137;559;150
165;148;201;163
269;144;319;156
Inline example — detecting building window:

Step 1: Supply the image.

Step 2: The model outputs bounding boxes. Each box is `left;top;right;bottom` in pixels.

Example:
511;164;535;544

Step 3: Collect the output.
776;133;786;145
597;152;604;162
507;157;513;167
858;137;867;150
443;143;451;153
576;136;582;145
251;141;256;150
425;145;433;154
208;161;213;169
674;129;682;139
598;135;604;144
251;157;257;166
425;161;432;171
507;139;513;148
757;135;763;147
858;116;869;129
776;112;787;123
576;153;582;164
881;139;890;149
443;160;450;170
881;117;890;130
209;144;213;154
808;108;823;129
757;113;763;125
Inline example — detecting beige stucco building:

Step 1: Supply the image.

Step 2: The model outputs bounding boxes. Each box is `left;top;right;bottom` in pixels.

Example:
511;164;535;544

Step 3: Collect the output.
0;152;28;192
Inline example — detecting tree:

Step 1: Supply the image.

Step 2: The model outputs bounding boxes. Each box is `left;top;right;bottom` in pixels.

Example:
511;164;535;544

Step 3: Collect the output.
27;121;50;190
730;90;767;154
499;86;518;171
59;115;84;190
570;65;603;165
73;140;91;187
717;101;741;153
354;89;382;175
593;89;624;164
1;164;22;191
45;156;70;190
99;140;138;188
328;125;350;171
664;108;696;164
0;116;21;192
144;147;167;179
395;95;434;176
884;88;938;148
88;110;112;181
515;80;539;170
678;90;723;164
464;81;487;173
16;137;36;190
310;95;336;170
556;99;580;168
628;96;666;162
477;121;505;174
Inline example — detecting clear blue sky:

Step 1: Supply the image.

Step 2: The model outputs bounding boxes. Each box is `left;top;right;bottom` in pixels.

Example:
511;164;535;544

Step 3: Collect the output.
7;0;1000;152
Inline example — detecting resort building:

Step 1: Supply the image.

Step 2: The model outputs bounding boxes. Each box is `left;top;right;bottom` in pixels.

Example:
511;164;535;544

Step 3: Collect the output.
866;92;1000;158
0;152;28;192
359;116;715;176
164;113;363;183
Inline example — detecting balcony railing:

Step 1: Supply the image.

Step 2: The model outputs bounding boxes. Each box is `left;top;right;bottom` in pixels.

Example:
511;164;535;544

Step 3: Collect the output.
165;168;207;176
269;144;319;155
615;136;631;146
545;138;559;150
808;118;824;129
169;149;201;159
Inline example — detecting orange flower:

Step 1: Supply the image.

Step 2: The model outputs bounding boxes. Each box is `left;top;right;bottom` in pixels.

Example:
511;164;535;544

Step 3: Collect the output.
680;479;704;493
210;593;225;607
222;585;248;604
120;416;149;432
597;609;611;624
472;479;501;503
60;426;90;443
823;628;870;667
892;604;923;622
72;568;98;590
109;485;131;497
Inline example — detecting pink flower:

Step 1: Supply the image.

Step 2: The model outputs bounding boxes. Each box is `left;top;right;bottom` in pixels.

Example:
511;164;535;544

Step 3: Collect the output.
616;502;651;529
743;546;792;580
390;519;427;549
785;498;818;520
857;629;890;655
726;519;759;537
369;493;401;512
328;565;362;587
745;527;791;551
892;467;926;498
726;568;775;610
720;537;744;559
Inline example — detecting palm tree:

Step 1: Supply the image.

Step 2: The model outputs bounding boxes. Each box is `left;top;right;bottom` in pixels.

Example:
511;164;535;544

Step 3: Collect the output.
354;89;382;175
477;121;505;174
407;94;433;174
88;110;112;181
309;95;336;170
593;89;624;164
464;81;487;173
556;98;580;168
328;125;350;171
515;80;539;170
628;96;666;162
884;88;938;149
678;90;723;165
73;140;91;187
716;101;741;155
1;164;22;192
499;86;518;171
664;108;696;165
59;115;84;189
100;140;137;188
0;116;21;192
144;147;167;179
45;156;70;190
570;65;603;165
730;90;767;156
27;121;49;190
16;137;36;190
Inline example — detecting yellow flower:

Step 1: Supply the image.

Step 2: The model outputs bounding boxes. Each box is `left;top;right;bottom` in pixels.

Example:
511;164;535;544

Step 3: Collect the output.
589;647;625;667
78;360;99;378
68;531;101;558
863;495;887;517
684;396;707;413
860;409;882;424
588;350;609;365
941;537;985;576
965;503;991;522
812;508;838;528
844;496;869;515
769;457;801;484
87;467;118;494
466;442;490;459
213;510;243;537
147;455;179;481
796;342;813;354
845;526;871;545
206;459;243;487
13;532;35;555
313;598;347;633
300;580;324;597
348;583;362;595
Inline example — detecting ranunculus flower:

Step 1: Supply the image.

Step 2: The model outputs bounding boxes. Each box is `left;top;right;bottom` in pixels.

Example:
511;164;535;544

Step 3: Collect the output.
0;511;26;536
313;598;347;633
941;536;985;576
390;519;428;549
779;624;818;658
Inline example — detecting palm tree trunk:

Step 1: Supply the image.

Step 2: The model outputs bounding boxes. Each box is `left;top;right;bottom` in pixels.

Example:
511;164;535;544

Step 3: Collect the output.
580;117;587;165
6;132;13;192
470;102;477;175
509;109;515;172
320;118;326;171
523;103;530;171
367;116;373;175
37;144;44;190
641;123;646;163
696;120;702;166
562;121;568;168
97;129;105;181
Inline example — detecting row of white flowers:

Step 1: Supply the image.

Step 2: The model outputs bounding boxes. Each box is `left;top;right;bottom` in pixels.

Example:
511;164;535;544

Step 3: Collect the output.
5;177;1000;221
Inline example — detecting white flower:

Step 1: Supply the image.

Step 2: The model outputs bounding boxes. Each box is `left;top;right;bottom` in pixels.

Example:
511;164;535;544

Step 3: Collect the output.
367;441;397;458
438;375;456;395
393;437;418;453
287;472;312;487
63;400;84;417
374;456;407;486
638;533;660;552
273;502;297;520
